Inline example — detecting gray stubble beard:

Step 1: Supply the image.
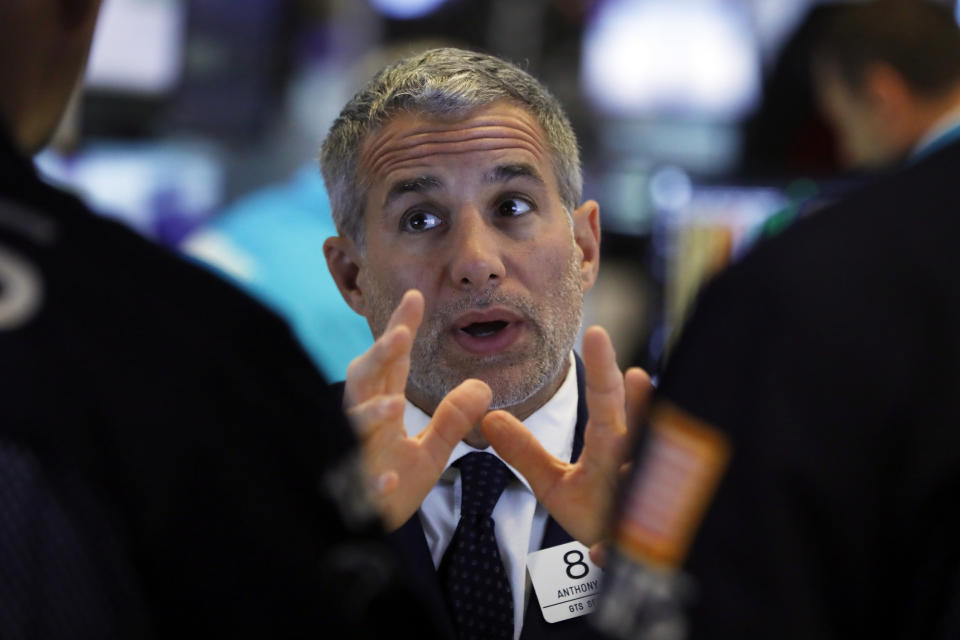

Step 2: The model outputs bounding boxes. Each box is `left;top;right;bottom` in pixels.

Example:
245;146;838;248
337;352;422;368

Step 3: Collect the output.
405;249;584;412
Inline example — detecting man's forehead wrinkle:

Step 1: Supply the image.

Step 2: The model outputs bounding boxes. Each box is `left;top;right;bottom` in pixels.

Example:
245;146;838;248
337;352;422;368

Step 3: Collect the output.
392;125;544;153
361;112;548;177
360;124;405;176
395;114;545;143
362;112;538;155
367;128;548;183
368;139;548;190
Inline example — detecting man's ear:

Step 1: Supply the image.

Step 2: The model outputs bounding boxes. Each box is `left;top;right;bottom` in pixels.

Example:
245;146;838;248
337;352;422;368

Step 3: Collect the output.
572;200;601;292
324;235;367;315
862;62;914;128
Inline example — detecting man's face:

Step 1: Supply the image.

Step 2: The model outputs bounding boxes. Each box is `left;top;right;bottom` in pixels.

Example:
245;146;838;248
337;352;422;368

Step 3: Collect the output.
346;101;598;417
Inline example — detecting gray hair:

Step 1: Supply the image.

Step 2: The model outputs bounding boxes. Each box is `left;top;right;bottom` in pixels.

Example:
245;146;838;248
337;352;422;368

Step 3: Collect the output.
320;47;582;247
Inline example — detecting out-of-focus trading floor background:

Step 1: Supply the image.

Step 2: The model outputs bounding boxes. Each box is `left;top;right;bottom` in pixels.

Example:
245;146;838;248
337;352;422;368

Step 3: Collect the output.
41;0;951;381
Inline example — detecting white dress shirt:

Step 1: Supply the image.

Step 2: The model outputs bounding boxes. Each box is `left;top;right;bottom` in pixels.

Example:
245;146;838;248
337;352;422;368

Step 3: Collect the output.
403;352;579;640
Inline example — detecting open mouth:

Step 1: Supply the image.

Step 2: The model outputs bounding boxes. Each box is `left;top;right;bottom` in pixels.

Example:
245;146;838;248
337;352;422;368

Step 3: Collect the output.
460;320;509;338
451;309;524;355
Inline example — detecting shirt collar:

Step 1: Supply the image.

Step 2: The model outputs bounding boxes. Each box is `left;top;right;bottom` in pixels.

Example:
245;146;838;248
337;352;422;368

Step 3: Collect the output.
911;103;960;161
403;352;579;494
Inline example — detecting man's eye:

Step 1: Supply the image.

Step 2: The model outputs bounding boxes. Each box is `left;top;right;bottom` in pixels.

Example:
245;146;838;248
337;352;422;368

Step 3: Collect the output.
401;210;442;232
496;197;533;217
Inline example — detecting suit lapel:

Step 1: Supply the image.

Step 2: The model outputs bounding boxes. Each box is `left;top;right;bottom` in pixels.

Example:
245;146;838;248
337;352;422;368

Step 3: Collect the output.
519;354;590;640
388;517;456;638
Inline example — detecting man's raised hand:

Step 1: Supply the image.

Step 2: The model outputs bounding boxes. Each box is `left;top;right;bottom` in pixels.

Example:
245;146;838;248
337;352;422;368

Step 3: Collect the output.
481;326;652;545
343;289;491;531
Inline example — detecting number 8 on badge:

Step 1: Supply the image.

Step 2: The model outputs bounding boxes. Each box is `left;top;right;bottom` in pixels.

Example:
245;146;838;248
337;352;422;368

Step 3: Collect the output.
564;549;589;579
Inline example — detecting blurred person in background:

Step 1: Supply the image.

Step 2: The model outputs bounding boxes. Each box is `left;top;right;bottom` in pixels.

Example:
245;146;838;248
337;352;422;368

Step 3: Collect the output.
322;47;651;640
813;0;960;169
0;1;445;637
593;2;960;638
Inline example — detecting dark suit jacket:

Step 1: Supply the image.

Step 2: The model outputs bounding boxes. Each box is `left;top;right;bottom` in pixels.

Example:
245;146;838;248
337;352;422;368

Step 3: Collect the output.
648;135;960;639
334;355;592;639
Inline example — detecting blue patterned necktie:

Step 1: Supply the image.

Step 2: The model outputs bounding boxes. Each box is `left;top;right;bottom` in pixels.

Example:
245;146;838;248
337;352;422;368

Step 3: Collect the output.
439;452;514;640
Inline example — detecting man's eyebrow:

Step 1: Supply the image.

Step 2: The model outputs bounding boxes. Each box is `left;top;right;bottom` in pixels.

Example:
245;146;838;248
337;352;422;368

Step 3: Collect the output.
484;163;545;186
384;176;443;206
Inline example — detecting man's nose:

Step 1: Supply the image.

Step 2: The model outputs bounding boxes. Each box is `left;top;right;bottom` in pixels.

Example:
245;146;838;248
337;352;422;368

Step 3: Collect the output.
448;209;506;290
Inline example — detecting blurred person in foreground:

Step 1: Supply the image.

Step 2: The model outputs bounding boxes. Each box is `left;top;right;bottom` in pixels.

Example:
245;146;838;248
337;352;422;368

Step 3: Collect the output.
0;1;445;637
593;2;960;638
321;47;651;640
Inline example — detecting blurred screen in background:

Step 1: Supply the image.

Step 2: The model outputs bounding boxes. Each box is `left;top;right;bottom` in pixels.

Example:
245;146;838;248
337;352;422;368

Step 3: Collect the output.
582;0;761;121
85;0;186;95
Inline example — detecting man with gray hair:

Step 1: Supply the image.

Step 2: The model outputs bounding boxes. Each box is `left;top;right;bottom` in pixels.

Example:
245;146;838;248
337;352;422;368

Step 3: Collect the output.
322;48;650;640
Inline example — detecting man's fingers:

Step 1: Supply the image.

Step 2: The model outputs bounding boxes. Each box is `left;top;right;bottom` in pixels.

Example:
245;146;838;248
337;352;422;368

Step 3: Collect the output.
589;542;607;568
385;289;424;336
624;366;653;434
420;379;492;467
345;393;406;439
344;326;412;406
381;289;424;393
343;291;424;407
581;326;627;433
373;471;399;498
482;410;566;502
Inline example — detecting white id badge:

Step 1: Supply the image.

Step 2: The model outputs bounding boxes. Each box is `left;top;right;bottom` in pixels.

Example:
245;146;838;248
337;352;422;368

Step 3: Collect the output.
526;541;604;623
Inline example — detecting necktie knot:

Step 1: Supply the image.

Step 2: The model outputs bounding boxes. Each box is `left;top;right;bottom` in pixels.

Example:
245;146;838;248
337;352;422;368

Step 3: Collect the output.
456;452;511;519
